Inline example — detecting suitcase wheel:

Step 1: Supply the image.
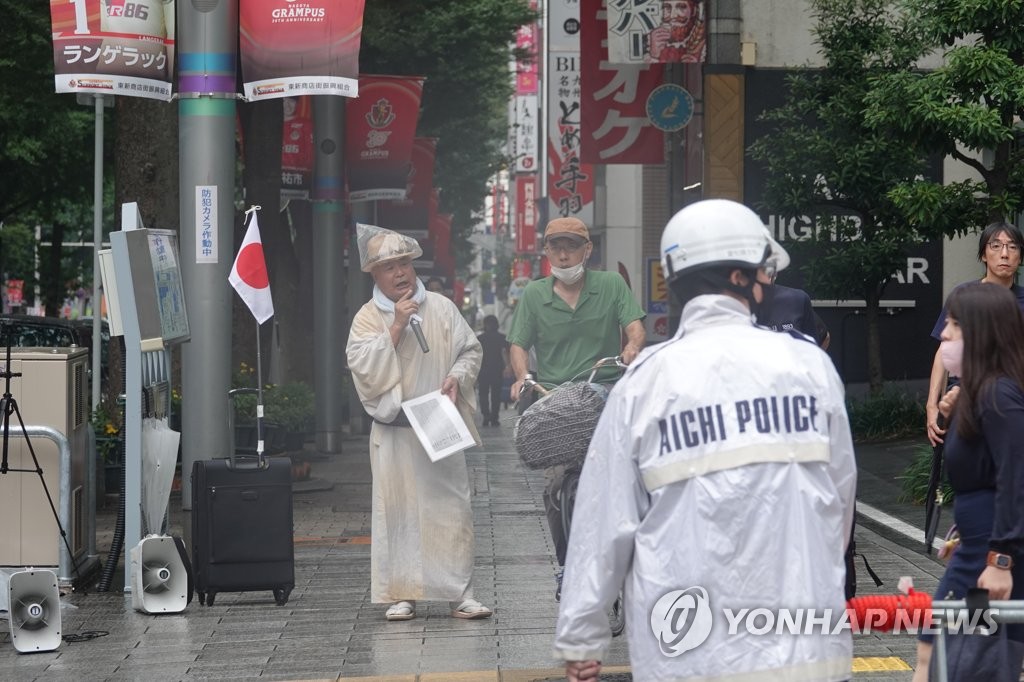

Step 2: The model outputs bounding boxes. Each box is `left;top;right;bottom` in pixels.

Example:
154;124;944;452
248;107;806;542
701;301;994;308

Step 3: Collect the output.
274;588;291;606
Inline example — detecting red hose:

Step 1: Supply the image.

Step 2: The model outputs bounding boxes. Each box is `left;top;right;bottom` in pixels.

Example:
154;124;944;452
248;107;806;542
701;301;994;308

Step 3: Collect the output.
846;590;933;632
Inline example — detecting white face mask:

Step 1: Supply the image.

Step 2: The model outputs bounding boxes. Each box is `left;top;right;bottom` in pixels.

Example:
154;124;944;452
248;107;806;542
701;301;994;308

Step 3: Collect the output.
940;338;963;378
551;262;585;284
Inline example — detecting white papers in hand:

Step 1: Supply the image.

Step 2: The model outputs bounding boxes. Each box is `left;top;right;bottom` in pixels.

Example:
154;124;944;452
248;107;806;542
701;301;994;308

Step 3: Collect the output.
401;390;475;462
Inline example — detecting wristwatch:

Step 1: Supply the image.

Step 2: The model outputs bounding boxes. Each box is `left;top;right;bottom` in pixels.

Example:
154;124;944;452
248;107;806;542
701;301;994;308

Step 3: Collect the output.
987;551;1014;570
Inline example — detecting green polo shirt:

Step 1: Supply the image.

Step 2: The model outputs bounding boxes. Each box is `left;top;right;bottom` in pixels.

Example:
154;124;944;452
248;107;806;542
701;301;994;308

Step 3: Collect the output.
507;270;645;385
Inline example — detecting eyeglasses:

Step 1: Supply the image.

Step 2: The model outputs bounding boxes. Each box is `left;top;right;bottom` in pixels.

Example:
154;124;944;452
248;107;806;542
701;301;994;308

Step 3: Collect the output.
544;241;585;255
987;241;1021;253
762;262;778;281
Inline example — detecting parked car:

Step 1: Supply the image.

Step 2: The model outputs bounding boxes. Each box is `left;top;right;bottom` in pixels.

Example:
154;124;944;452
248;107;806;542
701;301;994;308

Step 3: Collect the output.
0;314;111;391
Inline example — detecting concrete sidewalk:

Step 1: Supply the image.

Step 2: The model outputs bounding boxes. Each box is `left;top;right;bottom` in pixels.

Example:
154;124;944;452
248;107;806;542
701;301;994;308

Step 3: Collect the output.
0;419;948;681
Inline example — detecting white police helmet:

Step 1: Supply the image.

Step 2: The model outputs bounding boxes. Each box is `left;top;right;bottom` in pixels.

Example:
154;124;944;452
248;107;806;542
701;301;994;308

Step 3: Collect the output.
660;199;789;283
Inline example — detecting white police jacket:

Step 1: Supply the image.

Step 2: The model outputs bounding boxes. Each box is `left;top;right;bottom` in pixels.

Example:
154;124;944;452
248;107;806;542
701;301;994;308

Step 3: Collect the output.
553;295;856;681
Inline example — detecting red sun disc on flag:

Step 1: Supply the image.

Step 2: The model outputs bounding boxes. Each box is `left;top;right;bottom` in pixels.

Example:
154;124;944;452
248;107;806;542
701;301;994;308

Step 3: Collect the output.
236;244;269;288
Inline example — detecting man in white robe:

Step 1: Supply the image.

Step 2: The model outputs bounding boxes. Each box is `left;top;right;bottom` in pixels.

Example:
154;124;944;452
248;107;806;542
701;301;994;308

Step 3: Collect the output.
345;225;491;622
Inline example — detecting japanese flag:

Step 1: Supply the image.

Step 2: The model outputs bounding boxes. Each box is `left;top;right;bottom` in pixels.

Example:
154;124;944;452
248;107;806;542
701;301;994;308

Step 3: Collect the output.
229;212;274;324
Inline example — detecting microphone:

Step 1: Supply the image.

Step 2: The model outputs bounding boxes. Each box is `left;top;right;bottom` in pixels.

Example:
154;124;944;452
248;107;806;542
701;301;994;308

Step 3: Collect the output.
409;314;430;353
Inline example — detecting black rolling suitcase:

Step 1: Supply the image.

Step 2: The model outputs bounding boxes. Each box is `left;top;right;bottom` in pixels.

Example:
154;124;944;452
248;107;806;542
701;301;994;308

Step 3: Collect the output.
191;454;295;606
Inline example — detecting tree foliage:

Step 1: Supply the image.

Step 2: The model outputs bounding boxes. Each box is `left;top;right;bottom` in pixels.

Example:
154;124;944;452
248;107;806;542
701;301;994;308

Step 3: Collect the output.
864;0;1024;230
360;0;535;266
748;0;930;393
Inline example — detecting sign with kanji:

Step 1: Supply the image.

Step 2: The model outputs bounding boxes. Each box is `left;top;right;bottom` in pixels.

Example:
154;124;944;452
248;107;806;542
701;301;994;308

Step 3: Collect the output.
514;96;539;172
580;1;664;164
547;52;595;226
605;0;706;64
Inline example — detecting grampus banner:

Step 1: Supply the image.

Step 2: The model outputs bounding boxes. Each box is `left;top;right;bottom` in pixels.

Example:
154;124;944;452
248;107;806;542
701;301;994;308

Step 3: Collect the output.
282;96;314;199
378;137;438;237
346;75;425;202
50;0;175;101
580;1;664;164
240;0;365;101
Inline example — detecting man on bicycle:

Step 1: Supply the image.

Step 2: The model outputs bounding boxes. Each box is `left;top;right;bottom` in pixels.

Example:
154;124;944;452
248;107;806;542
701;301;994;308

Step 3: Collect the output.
507;216;646;567
554;200;856;681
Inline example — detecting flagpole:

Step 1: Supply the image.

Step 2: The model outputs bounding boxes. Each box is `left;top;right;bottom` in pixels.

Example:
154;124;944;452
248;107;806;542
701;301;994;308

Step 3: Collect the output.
241;204;267;463
256;318;265;462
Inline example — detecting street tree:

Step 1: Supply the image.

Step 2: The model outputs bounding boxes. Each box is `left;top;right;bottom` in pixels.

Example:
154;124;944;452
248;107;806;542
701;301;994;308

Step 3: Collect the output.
0;1;107;313
748;0;930;394
864;0;1024;232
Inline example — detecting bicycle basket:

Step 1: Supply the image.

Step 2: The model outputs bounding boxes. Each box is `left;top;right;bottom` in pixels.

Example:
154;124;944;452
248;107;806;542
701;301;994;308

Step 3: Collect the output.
514;382;606;470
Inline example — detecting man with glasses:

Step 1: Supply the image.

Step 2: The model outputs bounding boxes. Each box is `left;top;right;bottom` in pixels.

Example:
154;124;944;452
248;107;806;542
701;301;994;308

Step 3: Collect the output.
926;221;1024;446
507;217;646;567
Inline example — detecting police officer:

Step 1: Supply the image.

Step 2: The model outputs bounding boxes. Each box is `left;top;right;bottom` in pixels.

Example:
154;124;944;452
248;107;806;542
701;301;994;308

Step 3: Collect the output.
554;199;857;682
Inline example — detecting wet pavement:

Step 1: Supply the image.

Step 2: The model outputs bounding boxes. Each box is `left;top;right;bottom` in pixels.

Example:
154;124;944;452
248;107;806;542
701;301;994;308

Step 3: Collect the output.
0;414;960;680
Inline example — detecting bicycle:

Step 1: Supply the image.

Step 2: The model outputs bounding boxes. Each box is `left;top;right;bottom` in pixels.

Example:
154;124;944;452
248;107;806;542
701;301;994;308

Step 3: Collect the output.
515;356;628;637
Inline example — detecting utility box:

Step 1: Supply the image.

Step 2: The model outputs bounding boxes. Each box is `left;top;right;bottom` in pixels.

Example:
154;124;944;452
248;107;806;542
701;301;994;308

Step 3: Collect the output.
0;347;90;568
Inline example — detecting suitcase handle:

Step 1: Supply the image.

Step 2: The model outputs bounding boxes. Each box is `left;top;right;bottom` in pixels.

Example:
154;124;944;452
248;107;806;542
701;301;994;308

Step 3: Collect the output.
228;388;268;468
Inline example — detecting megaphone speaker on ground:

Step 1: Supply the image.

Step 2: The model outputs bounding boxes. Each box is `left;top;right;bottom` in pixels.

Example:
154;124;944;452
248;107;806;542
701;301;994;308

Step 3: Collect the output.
130;535;194;614
0;568;62;653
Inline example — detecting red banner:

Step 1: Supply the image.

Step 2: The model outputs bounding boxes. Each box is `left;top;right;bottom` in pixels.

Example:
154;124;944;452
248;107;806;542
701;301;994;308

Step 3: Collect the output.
50;0;175;100
580;3;665;164
240;0;364;101
282;96;314;199
346;75;425;202
515;174;539;254
515;3;539;95
377;137;437;236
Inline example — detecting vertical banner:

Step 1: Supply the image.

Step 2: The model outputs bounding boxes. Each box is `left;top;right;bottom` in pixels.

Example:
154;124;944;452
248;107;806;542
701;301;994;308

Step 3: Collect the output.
240;0;365;101
378;137;438;236
50;0;175;100
514;96;539;172
547;51;595;226
282;96;314;199
515;2;539;94
605;0;706;64
580;2;665;164
346;75;425;202
515;174;539;254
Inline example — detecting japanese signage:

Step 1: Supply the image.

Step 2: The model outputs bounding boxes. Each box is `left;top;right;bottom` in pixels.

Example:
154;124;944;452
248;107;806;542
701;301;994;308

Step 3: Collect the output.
346;75;425;202
50;0;175;101
515;4;539;95
580;2;664;164
516;174;539;254
548;52;595;226
514;95;539;173
240;0;365;101
195;186;218;264
282;96;314;199
605;0;706;64
549;0;583;52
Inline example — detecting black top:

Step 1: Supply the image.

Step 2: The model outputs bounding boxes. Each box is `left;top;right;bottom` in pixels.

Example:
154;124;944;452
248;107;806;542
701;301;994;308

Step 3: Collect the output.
945;376;1024;559
477;329;508;381
757;284;824;344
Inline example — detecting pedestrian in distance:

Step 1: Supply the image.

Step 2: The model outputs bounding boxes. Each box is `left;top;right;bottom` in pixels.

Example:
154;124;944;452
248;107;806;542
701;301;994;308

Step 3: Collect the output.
912;282;1024;682
506;216;646;567
345;224;492;622
554;199;856;681
926;222;1024;447
477;314;510;426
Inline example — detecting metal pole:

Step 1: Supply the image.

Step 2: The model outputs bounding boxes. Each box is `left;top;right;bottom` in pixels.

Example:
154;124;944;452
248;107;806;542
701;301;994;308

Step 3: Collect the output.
92;95;104;411
178;0;238;508
312;96;346;453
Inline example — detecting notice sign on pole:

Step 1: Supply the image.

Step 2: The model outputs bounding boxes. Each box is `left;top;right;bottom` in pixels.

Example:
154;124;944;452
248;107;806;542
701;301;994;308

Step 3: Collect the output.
195;186;218;264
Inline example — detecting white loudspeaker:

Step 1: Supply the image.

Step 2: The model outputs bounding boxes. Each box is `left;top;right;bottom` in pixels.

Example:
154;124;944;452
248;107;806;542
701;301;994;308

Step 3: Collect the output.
0;568;62;653
130;535;192;614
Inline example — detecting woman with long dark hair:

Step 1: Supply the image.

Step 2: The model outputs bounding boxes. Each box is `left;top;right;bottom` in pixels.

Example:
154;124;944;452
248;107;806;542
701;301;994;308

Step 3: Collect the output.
914;281;1024;681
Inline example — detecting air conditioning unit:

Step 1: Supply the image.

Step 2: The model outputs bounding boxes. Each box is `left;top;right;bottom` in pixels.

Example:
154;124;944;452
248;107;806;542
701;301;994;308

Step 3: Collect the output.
0;347;90;571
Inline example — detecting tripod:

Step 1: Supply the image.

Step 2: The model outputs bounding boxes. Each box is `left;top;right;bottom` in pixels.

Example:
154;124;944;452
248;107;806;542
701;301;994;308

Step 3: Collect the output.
0;325;80;582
